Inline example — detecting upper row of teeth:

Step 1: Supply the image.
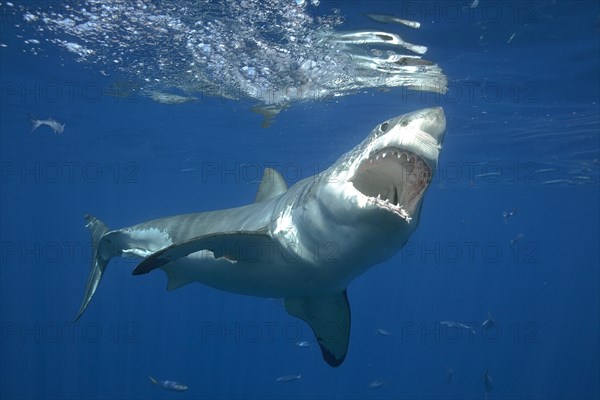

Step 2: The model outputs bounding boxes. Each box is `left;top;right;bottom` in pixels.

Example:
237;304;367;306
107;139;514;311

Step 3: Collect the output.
371;151;415;162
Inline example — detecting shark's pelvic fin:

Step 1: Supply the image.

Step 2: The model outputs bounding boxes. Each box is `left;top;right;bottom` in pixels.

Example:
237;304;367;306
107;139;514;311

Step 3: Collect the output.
132;228;272;275
75;215;111;321
284;291;351;367
164;269;195;291
254;168;288;203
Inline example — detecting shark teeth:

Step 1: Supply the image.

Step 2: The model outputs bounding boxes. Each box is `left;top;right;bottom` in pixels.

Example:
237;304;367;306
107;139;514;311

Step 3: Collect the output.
350;146;432;222
367;195;412;223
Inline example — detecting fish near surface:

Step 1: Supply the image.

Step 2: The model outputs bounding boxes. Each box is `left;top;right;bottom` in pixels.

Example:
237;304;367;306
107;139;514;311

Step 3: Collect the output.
29;114;65;134
149;376;188;392
75;107;446;367
276;374;301;383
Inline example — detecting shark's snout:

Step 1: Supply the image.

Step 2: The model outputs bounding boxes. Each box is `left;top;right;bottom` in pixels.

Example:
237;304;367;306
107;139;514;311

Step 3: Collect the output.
417;106;445;144
391;106;446;145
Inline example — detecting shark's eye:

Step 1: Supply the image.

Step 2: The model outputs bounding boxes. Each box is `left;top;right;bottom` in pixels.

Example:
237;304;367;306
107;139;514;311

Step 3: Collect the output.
380;122;389;132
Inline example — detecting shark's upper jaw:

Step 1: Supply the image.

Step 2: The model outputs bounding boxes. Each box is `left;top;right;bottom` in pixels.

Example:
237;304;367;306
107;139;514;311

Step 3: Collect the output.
349;147;432;221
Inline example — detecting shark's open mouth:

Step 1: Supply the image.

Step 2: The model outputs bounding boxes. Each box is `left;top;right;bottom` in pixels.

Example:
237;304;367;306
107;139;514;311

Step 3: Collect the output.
350;147;432;220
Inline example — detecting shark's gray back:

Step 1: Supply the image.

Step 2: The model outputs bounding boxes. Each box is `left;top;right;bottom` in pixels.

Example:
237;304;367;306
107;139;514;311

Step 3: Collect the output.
119;201;276;243
107;176;315;252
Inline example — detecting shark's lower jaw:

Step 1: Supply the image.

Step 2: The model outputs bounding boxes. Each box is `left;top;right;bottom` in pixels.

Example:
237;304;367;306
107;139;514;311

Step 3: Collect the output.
350;146;432;221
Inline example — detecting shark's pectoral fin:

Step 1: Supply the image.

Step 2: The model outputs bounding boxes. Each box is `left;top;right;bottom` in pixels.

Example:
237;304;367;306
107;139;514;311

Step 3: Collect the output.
254;168;288;203
132;228;272;275
284;291;351;367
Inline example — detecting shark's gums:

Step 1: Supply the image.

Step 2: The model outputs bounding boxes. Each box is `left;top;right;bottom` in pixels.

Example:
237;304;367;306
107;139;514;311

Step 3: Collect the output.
76;107;446;367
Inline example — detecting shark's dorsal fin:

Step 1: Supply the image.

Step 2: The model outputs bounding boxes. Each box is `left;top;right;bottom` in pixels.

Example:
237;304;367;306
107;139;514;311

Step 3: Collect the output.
284;291;351;367
132;228;271;275
254;168;287;203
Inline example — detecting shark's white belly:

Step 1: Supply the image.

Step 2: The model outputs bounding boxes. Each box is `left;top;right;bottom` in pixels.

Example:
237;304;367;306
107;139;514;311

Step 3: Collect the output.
116;230;342;298
161;250;339;298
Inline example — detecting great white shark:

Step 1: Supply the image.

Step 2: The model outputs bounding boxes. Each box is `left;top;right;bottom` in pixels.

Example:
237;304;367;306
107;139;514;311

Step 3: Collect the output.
76;107;446;367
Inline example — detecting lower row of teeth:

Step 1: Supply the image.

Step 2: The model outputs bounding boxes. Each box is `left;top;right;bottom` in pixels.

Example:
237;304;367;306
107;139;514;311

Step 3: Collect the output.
375;194;399;206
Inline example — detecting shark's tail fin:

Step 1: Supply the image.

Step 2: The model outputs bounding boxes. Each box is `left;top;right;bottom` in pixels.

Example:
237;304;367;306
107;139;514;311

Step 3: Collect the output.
74;214;112;321
149;376;158;385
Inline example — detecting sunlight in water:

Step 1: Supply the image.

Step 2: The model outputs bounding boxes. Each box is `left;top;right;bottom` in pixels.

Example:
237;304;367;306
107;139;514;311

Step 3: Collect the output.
13;0;447;105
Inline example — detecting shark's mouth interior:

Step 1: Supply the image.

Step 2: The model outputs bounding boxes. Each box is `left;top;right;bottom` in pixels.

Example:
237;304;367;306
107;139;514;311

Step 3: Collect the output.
350;147;432;217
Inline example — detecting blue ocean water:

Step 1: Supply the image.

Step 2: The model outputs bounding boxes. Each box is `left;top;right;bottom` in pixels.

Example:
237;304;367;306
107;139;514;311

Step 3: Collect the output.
1;1;598;399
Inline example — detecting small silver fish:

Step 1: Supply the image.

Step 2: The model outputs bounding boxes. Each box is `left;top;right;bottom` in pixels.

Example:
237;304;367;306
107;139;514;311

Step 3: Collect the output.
475;172;501;178
149;376;188;392
276;374;301;383
149;91;197;104
510;233;524;246
251;104;288;128
482;311;496;329
376;328;391;336
364;13;421;28
29;114;65;134
483;368;493;396
441;321;476;334
368;379;385;389
441;321;468;329
542;179;570;185
502;208;518;223
295;340;311;348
